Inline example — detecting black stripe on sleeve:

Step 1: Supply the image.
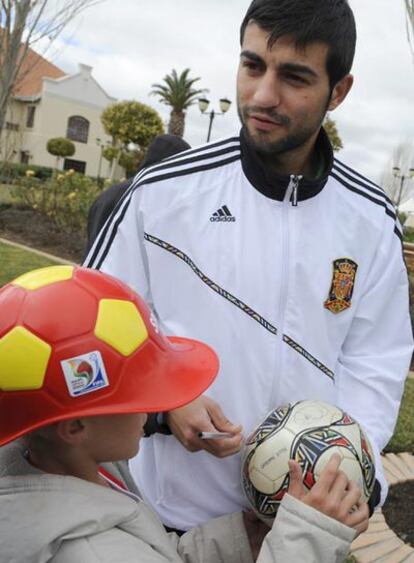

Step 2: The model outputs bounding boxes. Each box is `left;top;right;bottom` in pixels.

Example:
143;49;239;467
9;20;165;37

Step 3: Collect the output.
85;138;241;268
331;171;397;221
92;154;241;269
333;162;394;207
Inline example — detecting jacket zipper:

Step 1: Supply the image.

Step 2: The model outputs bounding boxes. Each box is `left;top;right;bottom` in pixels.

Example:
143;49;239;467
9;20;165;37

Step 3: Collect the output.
291;174;303;207
270;175;302;408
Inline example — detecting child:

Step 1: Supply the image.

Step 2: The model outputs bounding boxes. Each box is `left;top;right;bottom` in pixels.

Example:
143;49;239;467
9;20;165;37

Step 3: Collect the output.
0;266;367;562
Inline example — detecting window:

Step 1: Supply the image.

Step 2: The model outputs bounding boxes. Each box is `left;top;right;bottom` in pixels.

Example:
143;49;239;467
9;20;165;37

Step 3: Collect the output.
64;158;86;174
5;122;19;131
66;115;89;143
26;106;36;128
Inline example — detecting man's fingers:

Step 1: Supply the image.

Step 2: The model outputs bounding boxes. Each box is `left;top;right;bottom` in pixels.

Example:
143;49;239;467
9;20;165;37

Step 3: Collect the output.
287;460;305;499
201;433;244;457
207;399;242;433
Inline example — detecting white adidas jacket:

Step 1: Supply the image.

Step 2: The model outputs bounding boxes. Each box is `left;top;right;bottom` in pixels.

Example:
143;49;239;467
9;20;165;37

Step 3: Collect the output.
85;129;413;530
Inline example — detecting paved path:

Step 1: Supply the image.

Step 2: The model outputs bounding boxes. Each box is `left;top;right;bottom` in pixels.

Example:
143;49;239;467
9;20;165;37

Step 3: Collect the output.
0;236;76;265
350;452;414;562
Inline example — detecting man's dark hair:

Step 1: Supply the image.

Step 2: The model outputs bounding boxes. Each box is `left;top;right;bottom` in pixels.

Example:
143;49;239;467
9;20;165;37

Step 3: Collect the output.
240;0;356;89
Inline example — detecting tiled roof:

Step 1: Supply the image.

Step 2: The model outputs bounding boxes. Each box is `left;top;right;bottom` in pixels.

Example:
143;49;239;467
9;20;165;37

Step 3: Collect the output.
13;47;65;97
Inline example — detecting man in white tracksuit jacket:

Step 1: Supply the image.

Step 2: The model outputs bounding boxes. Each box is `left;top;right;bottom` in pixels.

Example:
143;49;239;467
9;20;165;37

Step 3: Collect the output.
85;0;413;531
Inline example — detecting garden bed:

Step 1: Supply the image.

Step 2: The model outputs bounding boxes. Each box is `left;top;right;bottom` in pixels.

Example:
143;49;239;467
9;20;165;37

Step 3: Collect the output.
383;481;414;547
0;204;84;263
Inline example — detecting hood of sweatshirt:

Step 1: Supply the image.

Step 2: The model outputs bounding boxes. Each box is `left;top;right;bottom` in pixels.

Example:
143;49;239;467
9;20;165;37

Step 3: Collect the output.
0;442;142;563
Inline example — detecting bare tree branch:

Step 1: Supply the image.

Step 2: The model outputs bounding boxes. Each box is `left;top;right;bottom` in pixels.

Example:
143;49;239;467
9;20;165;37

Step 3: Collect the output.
0;0;103;142
381;141;414;205
405;0;414;63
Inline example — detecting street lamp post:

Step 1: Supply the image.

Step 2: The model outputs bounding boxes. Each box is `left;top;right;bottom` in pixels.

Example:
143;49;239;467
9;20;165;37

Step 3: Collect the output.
96;138;104;184
96;138;111;185
393;166;414;211
198;97;232;142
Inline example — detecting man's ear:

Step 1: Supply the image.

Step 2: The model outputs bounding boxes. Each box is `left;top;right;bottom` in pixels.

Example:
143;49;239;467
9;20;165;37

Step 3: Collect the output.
55;419;86;445
328;74;354;111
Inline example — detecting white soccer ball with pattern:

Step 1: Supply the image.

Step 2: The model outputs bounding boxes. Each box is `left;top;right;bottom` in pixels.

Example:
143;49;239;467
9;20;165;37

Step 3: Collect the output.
241;400;375;525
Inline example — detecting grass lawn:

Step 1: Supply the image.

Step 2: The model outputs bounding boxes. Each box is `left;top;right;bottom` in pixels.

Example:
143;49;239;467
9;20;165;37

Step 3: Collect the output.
385;378;414;453
0;241;63;287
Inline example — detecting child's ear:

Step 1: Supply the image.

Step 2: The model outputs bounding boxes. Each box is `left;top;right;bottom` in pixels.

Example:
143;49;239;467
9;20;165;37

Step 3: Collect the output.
56;419;86;445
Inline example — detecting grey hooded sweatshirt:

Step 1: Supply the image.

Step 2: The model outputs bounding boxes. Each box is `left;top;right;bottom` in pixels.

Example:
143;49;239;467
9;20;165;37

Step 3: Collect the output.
0;441;355;562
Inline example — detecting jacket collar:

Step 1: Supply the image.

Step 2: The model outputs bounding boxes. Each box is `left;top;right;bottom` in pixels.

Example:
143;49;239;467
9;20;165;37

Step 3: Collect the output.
240;126;334;202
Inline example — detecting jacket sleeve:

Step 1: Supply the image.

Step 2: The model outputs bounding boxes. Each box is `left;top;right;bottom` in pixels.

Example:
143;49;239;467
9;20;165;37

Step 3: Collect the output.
256;494;355;563
176;494;354;563
176;512;254;563
335;221;413;504
83;185;154;309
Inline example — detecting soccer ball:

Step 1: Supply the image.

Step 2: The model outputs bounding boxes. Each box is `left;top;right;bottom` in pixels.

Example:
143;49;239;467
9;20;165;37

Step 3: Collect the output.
241;400;376;525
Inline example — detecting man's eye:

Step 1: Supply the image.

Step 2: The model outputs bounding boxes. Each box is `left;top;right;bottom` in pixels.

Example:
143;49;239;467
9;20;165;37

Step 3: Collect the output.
243;61;262;72
285;74;307;84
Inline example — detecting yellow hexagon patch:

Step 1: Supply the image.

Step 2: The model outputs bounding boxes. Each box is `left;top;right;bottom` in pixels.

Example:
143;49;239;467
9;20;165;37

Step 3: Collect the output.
12;266;74;291
95;299;148;356
0;327;51;391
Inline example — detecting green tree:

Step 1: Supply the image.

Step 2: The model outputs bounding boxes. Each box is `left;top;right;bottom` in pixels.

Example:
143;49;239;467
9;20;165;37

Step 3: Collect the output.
151;68;207;138
101;101;164;149
119;149;144;177
101;100;164;179
323;116;343;152
46;137;75;170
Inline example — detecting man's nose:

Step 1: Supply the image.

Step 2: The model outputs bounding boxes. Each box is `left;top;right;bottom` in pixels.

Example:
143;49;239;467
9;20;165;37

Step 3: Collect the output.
252;72;281;108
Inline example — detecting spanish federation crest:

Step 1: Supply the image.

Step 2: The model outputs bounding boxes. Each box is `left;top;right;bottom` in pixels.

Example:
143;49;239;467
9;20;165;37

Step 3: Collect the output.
324;258;358;314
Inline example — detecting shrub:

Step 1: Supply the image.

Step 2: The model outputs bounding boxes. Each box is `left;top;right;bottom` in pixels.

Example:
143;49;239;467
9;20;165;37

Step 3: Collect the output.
46;137;76;159
11;171;102;233
0;161;53;182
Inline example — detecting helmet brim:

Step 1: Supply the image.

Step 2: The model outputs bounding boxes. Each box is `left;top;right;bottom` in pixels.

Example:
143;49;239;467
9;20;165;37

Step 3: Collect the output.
119;335;219;413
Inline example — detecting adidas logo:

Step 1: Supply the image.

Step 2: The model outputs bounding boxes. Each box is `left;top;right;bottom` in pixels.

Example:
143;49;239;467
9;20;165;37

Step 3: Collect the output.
210;205;236;222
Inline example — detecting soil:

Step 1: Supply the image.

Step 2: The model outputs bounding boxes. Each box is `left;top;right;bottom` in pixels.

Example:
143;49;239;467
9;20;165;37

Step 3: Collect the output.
0;205;85;263
383;481;414;547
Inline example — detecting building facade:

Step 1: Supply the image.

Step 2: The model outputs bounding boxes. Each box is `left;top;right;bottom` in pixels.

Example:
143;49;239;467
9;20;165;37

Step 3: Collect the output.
1;49;116;178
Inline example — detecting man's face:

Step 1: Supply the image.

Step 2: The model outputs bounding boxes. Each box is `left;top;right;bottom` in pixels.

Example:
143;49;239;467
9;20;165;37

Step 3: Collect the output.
237;23;333;156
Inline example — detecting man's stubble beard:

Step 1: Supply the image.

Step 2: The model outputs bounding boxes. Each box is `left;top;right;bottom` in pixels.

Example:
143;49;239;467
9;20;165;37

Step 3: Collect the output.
237;99;329;157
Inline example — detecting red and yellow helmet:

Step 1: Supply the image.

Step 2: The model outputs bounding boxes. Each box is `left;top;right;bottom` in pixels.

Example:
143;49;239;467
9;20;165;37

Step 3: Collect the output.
0;265;218;446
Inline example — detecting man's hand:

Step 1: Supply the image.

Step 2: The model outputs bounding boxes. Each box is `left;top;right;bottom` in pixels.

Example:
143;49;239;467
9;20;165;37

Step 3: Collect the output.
166;395;243;457
287;454;370;536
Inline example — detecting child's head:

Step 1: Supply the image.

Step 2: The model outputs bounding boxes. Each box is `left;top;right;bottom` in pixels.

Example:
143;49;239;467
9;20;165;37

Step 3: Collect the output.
26;413;148;466
0;266;218;453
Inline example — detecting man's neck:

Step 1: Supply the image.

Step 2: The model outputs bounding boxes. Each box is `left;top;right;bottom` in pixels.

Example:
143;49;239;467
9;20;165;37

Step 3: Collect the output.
261;130;321;178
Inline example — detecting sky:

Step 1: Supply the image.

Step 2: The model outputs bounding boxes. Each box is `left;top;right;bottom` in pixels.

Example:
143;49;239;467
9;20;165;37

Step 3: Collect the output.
42;0;414;192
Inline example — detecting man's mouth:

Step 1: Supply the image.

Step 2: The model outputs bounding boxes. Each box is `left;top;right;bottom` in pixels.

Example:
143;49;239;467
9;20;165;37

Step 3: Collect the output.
248;113;284;131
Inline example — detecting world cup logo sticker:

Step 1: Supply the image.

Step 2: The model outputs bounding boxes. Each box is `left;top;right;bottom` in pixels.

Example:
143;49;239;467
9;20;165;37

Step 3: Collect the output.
61;351;109;397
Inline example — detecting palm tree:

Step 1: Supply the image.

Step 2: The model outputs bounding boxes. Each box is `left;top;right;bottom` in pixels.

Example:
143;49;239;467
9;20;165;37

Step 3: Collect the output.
151;69;207;138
